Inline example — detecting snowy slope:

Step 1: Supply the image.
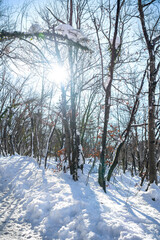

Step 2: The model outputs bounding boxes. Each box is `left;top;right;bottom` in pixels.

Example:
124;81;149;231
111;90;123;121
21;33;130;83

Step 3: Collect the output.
0;155;160;240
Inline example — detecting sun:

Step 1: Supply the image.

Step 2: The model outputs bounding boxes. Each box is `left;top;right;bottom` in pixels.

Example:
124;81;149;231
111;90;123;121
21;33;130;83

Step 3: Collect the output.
47;64;69;85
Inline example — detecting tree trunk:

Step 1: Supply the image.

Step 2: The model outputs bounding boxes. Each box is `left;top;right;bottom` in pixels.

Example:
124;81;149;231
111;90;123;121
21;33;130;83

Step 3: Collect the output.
99;91;111;192
107;67;146;181
61;85;72;174
97;0;121;192
44;119;58;169
138;0;157;184
148;52;157;183
69;46;78;181
9;133;15;155
31;116;34;158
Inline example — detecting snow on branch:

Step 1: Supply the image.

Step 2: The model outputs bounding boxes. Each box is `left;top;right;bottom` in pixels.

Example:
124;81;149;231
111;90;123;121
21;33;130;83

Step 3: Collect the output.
28;22;42;33
55;24;90;47
0;29;92;52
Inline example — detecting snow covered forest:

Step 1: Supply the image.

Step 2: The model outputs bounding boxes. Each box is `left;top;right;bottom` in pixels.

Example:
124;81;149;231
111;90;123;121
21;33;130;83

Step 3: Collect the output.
0;0;160;239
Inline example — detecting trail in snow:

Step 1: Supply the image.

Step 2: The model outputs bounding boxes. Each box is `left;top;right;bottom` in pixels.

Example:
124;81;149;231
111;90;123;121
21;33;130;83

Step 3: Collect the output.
0;156;42;239
0;155;160;240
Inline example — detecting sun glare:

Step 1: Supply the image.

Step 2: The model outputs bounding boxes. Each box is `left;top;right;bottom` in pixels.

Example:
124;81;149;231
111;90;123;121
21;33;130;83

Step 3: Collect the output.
47;64;68;85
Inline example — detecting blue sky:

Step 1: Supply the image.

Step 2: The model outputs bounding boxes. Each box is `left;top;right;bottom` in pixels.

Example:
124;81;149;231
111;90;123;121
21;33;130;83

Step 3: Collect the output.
3;0;39;7
3;0;42;30
4;0;26;6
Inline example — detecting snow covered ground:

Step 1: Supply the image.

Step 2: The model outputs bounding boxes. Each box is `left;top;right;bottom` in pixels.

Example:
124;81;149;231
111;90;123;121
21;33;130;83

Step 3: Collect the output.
0;155;160;240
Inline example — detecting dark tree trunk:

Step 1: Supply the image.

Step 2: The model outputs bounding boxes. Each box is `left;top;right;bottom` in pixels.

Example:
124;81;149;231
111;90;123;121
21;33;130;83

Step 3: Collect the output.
98;0;121;192
9;134;15;155
107;67;146;181
44;118;58;169
99;91;111;192
69;46;78;181
138;0;157;184
61;85;72;174
148;53;157;183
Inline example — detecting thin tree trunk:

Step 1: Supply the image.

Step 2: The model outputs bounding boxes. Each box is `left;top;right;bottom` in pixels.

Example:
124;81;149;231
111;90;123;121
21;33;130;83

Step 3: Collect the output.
61;85;72;174
97;0;121;192
44;118;58;169
52;25;72;174
69;46;78;181
9;133;15;155
138;0;157;184
31;116;34;158
107;67;147;182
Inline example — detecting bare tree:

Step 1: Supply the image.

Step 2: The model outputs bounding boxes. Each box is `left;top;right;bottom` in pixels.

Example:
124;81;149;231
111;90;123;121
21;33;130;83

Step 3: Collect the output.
92;0;124;192
138;0;160;184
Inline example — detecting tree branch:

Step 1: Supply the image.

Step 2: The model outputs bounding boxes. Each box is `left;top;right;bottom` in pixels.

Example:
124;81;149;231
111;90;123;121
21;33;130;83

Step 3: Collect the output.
142;0;156;8
138;0;151;50
0;30;92;52
153;34;160;44
46;7;66;24
107;64;148;182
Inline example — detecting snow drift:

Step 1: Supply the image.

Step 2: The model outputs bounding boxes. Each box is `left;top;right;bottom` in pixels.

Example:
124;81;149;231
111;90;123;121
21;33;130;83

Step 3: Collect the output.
0;155;160;240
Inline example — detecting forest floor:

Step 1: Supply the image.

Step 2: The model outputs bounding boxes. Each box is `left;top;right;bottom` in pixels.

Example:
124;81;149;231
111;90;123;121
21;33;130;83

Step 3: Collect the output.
0;155;160;240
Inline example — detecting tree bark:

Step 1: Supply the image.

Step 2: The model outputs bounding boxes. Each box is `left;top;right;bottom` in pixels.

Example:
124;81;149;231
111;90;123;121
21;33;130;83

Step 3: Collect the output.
97;0;121;192
138;0;157;184
44;119;58;169
107;66;147;182
69;46;78;181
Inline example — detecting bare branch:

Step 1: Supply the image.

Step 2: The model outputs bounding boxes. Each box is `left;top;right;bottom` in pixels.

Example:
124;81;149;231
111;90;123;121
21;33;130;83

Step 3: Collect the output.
131;123;148;127
46;7;66;24
142;0;156;8
138;0;151;50
153;34;160;44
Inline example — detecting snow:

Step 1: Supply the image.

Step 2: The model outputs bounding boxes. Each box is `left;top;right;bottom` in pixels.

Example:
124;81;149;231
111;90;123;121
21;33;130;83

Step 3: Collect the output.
28;22;42;33
115;37;120;48
0;155;160;240
55;24;89;43
111;37;120;49
78;144;84;166
104;76;111;89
